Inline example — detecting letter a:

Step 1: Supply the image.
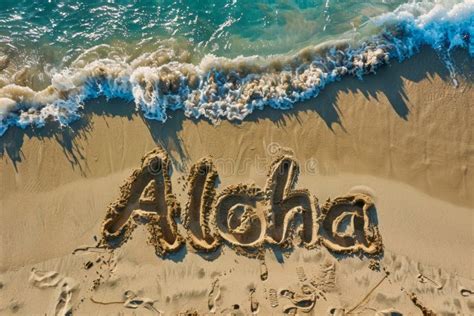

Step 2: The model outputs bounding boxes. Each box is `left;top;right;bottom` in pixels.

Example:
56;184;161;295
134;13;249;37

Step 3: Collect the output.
100;146;183;256
318;194;383;255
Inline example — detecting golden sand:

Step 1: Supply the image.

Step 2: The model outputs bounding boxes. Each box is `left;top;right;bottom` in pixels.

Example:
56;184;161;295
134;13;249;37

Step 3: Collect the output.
0;48;472;314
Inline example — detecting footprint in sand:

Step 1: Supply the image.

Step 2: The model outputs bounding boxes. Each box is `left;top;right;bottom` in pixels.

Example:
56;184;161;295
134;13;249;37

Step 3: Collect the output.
259;260;268;281
29;268;62;288
280;288;316;313
329;307;346;315
220;304;244;315
375;308;404;316
460;287;474;297
54;278;76;316
208;279;221;313
123;290;161;313
283;306;298;315
268;288;279;308
249;288;259;314
29;269;77;316
296;266;307;283
402;289;435;316
90;290;160;313
311;262;336;292
417;273;444;290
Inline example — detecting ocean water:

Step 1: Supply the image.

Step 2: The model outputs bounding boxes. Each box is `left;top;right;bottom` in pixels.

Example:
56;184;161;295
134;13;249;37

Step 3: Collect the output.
0;0;472;136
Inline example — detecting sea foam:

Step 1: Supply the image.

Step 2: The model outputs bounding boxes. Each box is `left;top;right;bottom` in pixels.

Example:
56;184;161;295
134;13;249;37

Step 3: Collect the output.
0;0;472;136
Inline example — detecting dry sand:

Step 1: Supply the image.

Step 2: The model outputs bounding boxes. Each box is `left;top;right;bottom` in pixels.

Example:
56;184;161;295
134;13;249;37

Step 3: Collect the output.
0;48;473;315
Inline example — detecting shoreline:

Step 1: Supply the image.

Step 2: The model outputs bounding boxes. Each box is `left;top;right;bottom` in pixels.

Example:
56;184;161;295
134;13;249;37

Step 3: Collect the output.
1;48;472;207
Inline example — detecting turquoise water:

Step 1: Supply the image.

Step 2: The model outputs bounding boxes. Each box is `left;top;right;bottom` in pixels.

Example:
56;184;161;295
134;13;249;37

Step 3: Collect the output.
1;0;405;61
0;0;472;135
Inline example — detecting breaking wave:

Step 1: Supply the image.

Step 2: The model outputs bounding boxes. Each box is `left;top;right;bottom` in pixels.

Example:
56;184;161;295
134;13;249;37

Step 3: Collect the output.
0;0;472;136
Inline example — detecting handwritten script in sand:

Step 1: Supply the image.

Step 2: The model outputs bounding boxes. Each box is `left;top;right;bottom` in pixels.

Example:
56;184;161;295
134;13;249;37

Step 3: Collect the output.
100;147;383;258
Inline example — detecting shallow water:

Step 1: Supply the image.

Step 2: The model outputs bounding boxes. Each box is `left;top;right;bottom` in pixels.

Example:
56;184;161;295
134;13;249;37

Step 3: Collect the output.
0;0;472;136
0;0;405;60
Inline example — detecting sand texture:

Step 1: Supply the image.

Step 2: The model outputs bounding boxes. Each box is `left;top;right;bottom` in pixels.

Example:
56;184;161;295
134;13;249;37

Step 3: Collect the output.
0;48;473;315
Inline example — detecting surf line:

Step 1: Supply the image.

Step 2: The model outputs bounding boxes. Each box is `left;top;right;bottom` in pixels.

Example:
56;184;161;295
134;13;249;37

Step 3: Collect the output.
100;146;383;258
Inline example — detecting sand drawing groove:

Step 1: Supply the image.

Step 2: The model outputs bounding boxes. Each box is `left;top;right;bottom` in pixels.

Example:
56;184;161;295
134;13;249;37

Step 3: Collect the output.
318;194;383;255
264;156;318;249
213;184;267;257
100;146;383;258
183;157;220;252
101;147;183;256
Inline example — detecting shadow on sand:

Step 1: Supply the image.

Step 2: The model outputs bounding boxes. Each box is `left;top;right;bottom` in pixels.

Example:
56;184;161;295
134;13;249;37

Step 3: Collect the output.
0;47;471;171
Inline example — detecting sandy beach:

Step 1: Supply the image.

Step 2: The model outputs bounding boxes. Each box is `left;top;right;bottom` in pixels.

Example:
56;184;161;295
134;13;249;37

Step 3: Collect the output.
0;48;473;315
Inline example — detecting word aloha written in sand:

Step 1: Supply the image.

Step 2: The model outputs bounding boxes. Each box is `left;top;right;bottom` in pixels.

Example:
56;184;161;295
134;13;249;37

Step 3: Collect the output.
100;147;383;257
